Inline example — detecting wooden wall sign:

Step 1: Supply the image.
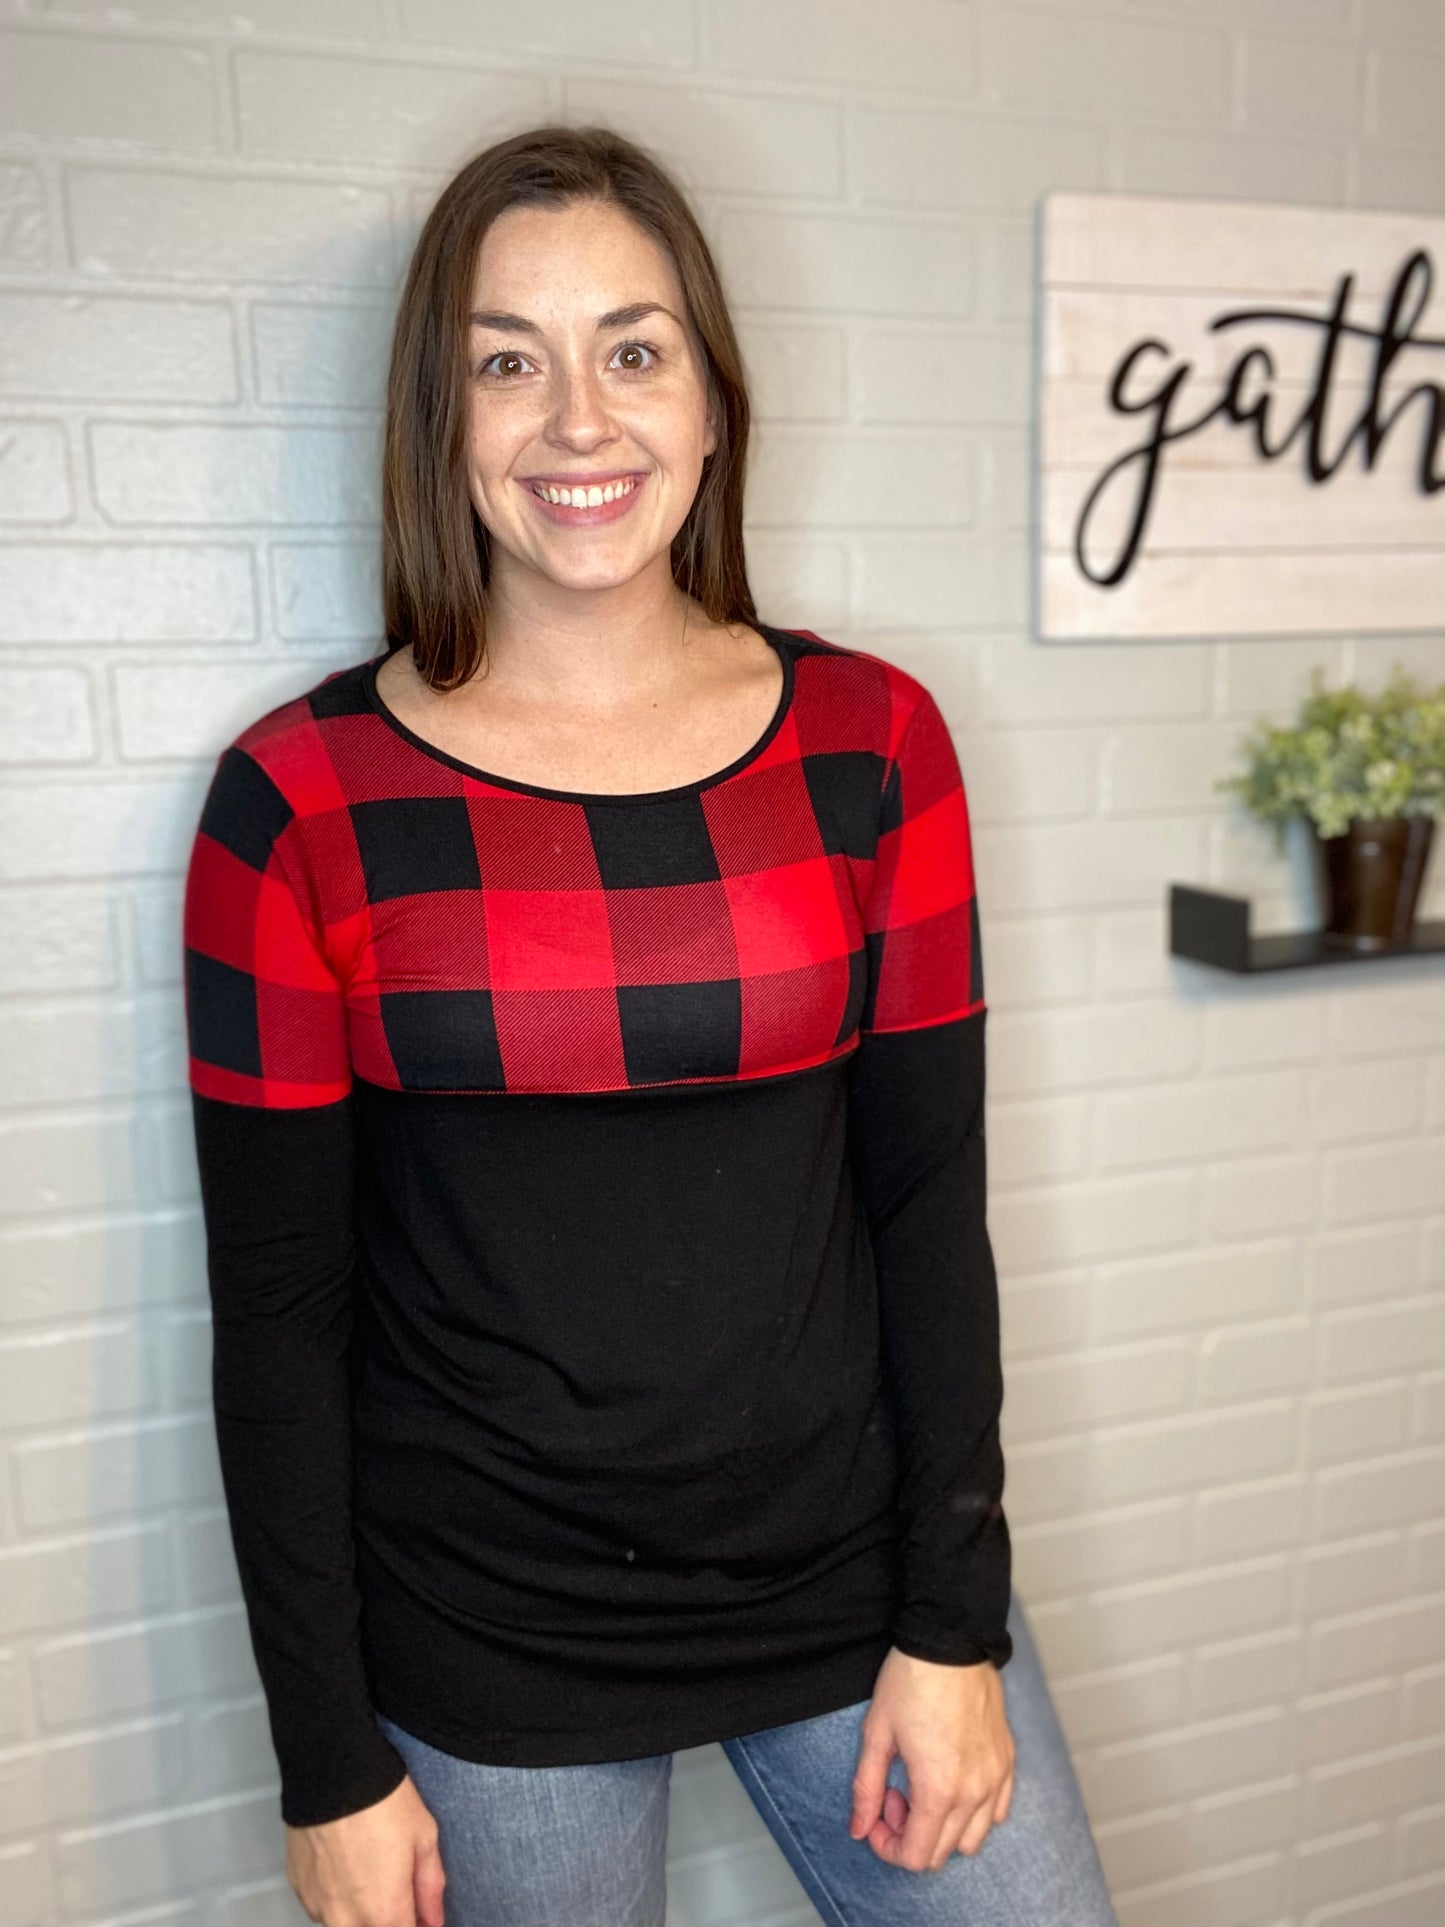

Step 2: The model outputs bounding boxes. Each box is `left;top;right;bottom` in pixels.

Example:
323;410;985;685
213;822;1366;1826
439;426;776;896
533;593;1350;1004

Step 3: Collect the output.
1037;192;1445;640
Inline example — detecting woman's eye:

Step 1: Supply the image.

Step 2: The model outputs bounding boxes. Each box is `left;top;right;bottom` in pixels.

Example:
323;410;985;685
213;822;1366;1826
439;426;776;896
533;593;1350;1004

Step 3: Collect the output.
612;339;660;372
474;341;661;380
477;350;532;381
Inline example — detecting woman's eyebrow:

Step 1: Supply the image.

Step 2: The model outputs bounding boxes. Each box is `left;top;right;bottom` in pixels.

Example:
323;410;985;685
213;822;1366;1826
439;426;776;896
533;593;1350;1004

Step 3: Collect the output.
468;302;682;333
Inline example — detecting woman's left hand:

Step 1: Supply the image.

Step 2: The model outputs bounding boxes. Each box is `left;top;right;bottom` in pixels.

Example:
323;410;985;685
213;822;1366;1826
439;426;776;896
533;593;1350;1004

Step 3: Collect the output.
848;1646;1015;1872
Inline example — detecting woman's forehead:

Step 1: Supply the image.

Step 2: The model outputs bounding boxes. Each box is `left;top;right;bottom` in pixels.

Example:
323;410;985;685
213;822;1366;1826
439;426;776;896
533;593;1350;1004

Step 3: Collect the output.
471;201;680;306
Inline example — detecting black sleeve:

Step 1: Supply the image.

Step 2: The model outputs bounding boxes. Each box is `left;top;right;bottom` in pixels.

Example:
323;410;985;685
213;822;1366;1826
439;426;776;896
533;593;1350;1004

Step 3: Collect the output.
845;1005;1013;1670
184;743;406;1827
192;1091;409;1826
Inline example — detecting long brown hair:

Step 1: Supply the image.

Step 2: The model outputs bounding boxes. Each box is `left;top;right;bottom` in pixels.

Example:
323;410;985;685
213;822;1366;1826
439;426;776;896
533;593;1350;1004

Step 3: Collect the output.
380;123;758;691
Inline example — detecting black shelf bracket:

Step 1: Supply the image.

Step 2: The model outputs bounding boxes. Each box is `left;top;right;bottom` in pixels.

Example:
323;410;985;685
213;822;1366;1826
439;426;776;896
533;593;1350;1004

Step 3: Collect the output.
1168;883;1445;974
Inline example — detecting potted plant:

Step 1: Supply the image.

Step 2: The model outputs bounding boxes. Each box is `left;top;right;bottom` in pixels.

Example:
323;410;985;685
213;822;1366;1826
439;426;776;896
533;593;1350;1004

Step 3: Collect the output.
1215;664;1445;952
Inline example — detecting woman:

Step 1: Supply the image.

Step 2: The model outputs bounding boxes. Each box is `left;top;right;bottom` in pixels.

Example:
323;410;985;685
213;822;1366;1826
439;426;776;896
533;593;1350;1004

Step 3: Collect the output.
182;124;1117;1927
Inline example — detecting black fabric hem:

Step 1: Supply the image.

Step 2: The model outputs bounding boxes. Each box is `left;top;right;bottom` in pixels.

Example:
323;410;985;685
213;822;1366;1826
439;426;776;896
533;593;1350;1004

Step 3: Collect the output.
279;1745;409;1831
890;1626;1013;1671
369;1637;893;1769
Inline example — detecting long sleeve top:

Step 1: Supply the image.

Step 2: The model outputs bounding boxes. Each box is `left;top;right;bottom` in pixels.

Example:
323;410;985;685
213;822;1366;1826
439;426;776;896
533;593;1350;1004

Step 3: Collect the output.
182;622;1012;1829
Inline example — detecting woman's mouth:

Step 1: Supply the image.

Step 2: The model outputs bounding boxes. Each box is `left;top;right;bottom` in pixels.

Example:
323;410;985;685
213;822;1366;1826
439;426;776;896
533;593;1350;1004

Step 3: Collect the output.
522;472;647;526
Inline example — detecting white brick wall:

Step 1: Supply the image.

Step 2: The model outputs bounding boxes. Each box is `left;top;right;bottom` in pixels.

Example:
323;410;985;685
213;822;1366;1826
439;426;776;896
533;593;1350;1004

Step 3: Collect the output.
1;2;1441;1922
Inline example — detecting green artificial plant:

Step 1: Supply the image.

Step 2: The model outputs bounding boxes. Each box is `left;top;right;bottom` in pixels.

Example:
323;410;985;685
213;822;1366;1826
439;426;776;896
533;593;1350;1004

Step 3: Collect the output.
1215;664;1445;851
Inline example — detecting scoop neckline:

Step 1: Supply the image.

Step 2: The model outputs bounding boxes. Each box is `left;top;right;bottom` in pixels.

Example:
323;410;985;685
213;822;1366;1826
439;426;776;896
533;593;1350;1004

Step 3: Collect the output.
360;623;796;808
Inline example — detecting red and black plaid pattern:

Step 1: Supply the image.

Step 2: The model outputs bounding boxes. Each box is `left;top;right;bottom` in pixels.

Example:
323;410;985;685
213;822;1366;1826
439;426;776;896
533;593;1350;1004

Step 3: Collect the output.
183;626;985;1104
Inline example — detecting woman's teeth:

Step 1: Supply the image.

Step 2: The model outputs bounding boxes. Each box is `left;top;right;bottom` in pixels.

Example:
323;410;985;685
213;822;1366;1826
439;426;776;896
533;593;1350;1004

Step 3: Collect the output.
531;477;638;507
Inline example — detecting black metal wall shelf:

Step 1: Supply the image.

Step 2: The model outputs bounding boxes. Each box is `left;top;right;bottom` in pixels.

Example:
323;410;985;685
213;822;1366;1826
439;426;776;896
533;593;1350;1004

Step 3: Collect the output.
1169;883;1445;974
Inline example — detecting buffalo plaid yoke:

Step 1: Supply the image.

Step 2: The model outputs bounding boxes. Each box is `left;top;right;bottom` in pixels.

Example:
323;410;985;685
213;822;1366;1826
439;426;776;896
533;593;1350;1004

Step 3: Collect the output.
183;627;985;1106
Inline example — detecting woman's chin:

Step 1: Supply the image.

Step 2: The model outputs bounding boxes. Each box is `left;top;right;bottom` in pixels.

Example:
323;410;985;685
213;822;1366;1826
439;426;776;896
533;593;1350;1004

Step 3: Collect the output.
494;535;678;599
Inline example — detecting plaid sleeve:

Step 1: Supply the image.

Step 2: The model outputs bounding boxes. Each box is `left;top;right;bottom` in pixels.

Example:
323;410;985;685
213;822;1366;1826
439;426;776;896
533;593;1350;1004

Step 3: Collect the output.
183;745;351;1108
860;686;985;1035
182;744;405;1827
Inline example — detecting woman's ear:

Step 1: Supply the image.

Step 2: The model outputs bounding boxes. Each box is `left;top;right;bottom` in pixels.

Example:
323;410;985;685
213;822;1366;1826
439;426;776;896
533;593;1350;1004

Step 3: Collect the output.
702;372;721;460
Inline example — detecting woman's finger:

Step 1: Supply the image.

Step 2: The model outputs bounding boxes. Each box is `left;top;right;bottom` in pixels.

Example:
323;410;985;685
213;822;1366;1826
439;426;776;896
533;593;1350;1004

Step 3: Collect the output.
888;1783;955;1872
848;1720;896;1840
414;1830;447;1927
956;1784;999;1858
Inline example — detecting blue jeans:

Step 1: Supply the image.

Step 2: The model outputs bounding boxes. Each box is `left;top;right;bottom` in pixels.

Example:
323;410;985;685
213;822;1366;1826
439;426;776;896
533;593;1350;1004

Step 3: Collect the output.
375;1590;1117;1926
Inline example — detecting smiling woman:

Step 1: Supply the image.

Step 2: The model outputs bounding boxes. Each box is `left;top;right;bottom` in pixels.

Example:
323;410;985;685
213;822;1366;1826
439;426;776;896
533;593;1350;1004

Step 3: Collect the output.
471;294;691;531
454;203;718;620
378;132;754;700
180;123;1117;1927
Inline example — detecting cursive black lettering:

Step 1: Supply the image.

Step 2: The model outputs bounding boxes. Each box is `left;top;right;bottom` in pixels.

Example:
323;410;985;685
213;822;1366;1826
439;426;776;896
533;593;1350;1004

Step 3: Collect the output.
1074;248;1445;588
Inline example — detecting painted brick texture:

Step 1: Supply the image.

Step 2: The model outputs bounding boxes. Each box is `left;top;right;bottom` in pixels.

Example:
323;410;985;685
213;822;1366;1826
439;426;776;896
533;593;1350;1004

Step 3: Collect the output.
1;2;1441;1922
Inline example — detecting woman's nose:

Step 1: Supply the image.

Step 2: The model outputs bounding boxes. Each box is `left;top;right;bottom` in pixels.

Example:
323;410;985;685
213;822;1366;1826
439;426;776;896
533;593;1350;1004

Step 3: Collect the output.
546;362;613;441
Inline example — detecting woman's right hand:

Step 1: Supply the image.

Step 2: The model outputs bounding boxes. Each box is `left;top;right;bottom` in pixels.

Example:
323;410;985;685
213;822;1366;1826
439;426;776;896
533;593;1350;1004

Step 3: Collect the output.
286;1776;446;1927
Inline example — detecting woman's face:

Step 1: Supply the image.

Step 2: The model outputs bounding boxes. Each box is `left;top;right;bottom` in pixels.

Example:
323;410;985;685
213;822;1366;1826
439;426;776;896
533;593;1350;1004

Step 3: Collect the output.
464;197;719;600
